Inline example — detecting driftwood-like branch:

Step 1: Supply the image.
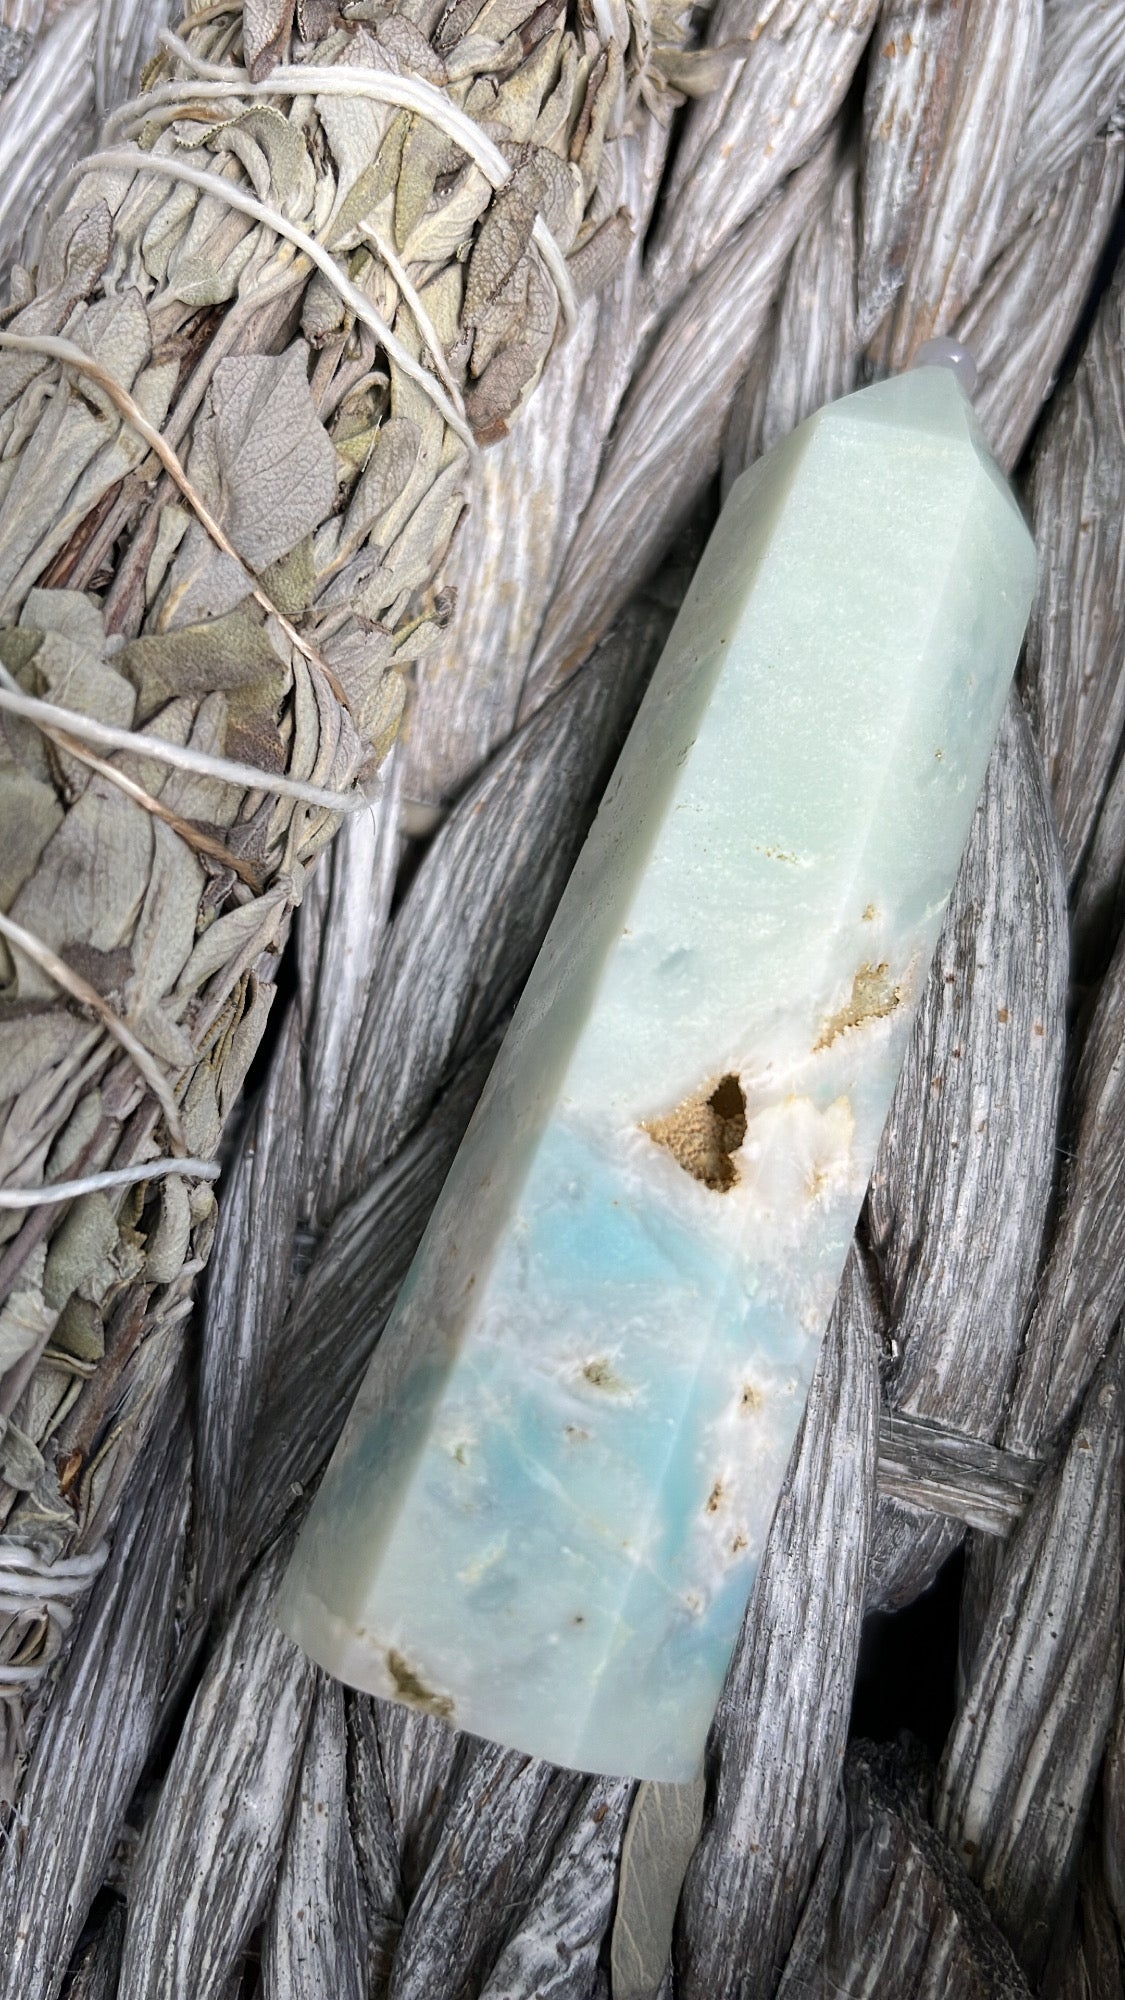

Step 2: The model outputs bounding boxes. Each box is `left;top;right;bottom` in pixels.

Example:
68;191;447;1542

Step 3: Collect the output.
1023;252;1125;879
118;1536;318;1999
778;1742;1035;2000
261;1676;369;2000
0;1379;189;2000
864;694;1068;1608
937;1339;1125;1982
675;1251;879;1998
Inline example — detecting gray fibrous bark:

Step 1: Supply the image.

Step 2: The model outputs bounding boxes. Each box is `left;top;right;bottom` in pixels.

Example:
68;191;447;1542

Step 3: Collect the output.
3;0;1125;1995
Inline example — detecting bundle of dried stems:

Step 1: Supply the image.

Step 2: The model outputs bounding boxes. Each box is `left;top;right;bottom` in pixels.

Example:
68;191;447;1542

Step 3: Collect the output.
2;0;1125;1994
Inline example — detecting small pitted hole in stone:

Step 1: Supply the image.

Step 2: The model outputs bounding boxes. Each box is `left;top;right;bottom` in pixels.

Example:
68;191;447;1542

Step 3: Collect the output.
740;1383;764;1414
582;1358;626;1393
705;1479;724;1513
642;1072;747;1191
814;962;906;1051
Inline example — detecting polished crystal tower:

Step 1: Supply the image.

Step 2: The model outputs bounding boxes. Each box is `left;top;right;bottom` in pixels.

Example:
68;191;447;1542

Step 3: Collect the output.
278;364;1037;1781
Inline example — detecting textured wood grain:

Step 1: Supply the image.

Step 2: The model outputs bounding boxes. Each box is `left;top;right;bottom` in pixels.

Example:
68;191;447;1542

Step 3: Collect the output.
91;0;169;118
1009;0;1125;211
875;1416;1040;1538
1005;927;1125;1453
960;132;1125;472
871;700;1066;1430
937;1341;1125;1980
1103;1661;1125;1934
1046;1831;1125;2000
362;1699;471;1908
860;0;1042;365
0;1387;188;2000
1022;253;1125;879
0;0;96;276
524;142;836;702
297;766;401;1222
388;1746;587;2000
480;1776;634;2000
864;698;1066;1606
117;1540;317;2000
345;1693;407;1990
779;1743;1034;1999
1073;743;1125;975
646;0;879;311
722;152;860;496
675;1252;878;1999
196;1013;304;1608
261;1676;368;2000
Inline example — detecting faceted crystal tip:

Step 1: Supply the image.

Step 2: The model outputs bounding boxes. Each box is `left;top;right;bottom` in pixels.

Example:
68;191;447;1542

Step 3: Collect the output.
910;335;979;397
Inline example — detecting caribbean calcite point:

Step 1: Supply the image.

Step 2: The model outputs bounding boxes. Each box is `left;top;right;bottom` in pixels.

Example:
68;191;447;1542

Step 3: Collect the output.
278;366;1037;1781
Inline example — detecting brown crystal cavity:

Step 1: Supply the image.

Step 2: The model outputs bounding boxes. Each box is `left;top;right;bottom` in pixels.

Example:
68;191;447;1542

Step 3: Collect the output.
642;1073;748;1192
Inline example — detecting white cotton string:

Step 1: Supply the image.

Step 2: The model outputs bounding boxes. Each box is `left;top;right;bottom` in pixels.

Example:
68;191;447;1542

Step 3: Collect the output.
0;1661;56;1688
0;683;371;813
53;145;477;446
136;38;580;331
0;1541;107;1581
0;1576;95;1613
0;1158;221;1211
0;1540;109;1697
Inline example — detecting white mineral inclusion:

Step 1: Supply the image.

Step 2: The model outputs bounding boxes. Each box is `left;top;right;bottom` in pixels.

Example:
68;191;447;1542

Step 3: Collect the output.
277;366;1037;1781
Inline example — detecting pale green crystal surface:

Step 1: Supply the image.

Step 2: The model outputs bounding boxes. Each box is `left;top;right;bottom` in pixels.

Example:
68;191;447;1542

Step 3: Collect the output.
277;367;1036;1781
